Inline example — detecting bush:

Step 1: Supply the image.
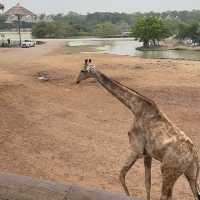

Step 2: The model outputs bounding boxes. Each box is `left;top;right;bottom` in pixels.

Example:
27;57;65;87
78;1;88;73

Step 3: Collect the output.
32;22;78;38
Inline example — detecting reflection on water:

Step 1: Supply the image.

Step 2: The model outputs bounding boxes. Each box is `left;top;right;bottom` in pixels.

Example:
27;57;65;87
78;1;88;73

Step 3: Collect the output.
67;38;200;60
136;49;200;60
67;38;141;56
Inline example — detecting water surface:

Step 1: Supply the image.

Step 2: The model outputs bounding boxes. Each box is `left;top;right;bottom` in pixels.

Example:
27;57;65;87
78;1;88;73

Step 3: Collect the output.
67;38;200;60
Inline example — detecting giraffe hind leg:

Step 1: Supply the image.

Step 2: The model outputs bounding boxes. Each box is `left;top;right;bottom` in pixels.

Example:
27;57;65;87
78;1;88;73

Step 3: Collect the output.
160;161;184;200
185;161;200;200
144;154;152;200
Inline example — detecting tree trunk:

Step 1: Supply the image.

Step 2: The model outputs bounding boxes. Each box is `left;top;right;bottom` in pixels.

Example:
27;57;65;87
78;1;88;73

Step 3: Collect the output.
143;40;149;48
153;39;156;46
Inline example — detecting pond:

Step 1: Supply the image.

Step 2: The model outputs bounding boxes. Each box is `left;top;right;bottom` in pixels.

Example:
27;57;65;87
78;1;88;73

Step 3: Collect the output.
67;38;200;60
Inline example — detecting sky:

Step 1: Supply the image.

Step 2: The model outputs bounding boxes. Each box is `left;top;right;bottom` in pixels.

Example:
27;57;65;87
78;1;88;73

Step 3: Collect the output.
2;0;200;14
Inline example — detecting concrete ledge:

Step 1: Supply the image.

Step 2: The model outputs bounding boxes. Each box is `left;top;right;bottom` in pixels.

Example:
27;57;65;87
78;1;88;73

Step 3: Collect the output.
0;173;141;200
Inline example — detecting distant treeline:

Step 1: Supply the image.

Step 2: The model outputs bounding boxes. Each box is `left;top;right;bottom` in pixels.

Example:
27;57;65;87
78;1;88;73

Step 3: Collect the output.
1;10;200;40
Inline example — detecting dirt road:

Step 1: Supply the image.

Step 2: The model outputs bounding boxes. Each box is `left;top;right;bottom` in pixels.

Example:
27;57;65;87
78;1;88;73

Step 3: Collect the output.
0;40;200;200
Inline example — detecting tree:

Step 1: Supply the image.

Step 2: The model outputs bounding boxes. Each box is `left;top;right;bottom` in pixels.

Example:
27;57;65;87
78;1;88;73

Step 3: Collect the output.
32;21;79;38
176;22;200;45
32;22;49;38
31;11;200;39
131;17;171;47
189;23;200;45
176;22;190;40
94;22;119;37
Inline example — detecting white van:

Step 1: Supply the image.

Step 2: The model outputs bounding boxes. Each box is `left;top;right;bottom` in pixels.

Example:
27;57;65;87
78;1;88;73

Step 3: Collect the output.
21;40;35;48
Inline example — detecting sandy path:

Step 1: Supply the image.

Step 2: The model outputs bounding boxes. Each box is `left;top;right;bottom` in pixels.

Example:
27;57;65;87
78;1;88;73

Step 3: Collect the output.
0;40;200;200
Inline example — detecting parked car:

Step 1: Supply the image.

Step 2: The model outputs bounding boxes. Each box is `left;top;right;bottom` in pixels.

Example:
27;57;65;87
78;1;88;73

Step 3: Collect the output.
21;40;35;48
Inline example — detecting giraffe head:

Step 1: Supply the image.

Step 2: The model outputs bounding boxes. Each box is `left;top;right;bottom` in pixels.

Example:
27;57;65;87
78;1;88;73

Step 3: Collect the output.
76;59;96;84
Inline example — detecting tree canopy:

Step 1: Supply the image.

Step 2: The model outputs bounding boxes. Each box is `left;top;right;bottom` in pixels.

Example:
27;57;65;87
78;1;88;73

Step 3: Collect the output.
1;10;200;40
131;17;171;47
32;21;79;38
94;22;119;37
176;22;200;45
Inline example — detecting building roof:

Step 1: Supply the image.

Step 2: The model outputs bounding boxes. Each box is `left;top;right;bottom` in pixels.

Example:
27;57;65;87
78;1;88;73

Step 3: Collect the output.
5;3;36;17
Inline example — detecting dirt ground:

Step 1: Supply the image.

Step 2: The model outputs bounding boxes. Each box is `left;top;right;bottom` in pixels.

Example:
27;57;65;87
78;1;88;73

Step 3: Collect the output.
0;40;200;200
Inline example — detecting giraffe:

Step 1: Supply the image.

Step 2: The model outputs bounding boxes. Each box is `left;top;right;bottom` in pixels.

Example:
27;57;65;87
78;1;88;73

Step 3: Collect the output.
76;59;200;200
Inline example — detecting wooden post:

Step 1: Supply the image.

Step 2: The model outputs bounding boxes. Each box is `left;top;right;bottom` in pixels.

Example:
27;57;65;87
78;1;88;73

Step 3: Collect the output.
17;15;22;46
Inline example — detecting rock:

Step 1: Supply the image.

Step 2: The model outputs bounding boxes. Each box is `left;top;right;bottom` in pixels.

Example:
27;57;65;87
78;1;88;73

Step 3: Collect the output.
37;71;49;81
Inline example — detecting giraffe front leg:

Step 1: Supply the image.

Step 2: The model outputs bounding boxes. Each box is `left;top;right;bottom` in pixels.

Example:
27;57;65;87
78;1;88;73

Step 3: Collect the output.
119;152;140;196
144;154;152;200
120;127;144;196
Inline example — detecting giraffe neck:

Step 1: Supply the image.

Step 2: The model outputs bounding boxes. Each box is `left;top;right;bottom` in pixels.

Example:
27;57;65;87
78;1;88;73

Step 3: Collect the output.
92;69;154;115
